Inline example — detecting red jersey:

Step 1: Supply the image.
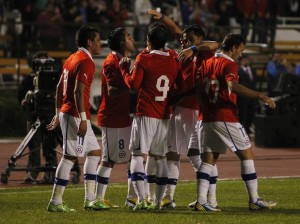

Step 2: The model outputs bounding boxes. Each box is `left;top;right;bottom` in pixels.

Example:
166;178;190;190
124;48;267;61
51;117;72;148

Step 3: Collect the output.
97;52;131;128
60;48;95;119
178;50;214;111
124;50;181;119
196;53;239;122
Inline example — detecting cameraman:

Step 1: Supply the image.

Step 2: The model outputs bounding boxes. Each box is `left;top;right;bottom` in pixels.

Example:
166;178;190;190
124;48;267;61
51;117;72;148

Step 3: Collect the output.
17;51;58;183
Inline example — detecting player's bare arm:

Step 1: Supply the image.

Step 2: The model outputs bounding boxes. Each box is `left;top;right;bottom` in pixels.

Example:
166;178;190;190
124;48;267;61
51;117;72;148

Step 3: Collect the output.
47;74;63;131
177;41;219;62
228;80;276;109
74;79;87;137
147;9;182;41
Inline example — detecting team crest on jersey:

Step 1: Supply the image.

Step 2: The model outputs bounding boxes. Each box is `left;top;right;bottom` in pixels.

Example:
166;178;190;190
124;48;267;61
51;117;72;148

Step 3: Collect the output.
76;145;83;154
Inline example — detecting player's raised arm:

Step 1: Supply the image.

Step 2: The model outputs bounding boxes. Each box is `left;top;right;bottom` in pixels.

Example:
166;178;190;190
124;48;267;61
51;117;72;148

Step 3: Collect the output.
147;9;182;41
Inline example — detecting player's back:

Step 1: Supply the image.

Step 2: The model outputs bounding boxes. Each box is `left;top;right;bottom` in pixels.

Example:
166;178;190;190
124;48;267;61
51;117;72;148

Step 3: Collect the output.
136;50;180;119
198;54;239;122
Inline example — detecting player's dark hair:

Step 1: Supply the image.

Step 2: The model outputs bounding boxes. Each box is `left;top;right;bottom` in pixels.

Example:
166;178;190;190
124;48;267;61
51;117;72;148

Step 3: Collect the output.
183;24;205;37
107;27;126;52
76;25;100;48
148;22;166;31
221;33;246;52
147;26;168;49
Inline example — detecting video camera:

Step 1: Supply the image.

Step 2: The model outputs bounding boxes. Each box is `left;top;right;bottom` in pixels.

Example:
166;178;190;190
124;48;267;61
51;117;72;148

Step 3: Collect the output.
28;58;60;118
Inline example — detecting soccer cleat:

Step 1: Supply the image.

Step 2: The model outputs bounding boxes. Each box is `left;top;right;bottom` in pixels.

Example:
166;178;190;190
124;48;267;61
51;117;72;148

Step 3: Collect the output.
104;200;119;208
188;200;197;209
84;199;110;210
161;198;176;209
189;200;218;209
147;202;161;210
133;199;148;211
249;198;277;210
47;202;76;212
193;201;221;212
125;197;138;208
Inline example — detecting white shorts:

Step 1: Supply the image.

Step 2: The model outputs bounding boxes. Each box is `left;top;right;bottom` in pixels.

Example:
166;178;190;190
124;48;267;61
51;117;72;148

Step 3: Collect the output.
202;121;251;154
169;106;199;155
188;120;203;154
130;116;169;157
100;126;131;163
59;113;100;157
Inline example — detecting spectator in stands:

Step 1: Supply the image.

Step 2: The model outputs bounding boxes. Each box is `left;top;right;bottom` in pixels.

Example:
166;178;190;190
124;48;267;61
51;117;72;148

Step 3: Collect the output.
266;53;288;96
62;1;84;51
237;55;257;136
37;1;64;49
134;0;152;42
251;0;268;44
236;0;256;41
266;0;280;48
285;0;300;19
86;0;109;24
107;0;129;27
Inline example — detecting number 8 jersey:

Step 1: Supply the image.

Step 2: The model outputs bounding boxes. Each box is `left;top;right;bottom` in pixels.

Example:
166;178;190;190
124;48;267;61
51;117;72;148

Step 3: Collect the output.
123;49;182;119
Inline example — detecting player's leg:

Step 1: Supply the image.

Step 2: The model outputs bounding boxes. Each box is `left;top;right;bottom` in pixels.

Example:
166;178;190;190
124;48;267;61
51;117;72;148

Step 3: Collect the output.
194;123;222;212
145;155;157;203
125;160;138;207
220;122;276;210
161;151;179;208
236;149;277;210
147;118;169;210
130;117;148;210
48;113;80;212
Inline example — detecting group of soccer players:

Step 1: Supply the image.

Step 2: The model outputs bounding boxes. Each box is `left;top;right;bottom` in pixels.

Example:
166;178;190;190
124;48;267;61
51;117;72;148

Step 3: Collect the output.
46;9;277;212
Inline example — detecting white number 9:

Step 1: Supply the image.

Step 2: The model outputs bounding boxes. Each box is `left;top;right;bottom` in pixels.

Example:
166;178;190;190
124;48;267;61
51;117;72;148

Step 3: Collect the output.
155;75;170;102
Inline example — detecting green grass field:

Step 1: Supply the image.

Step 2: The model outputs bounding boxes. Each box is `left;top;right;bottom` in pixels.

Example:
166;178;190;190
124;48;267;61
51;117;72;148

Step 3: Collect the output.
0;178;299;224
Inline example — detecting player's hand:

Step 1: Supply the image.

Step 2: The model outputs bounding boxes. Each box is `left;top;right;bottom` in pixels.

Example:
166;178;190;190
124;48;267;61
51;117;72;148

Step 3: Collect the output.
46;115;59;131
262;96;276;109
119;57;131;69
77;120;87;137
147;9;161;20
177;48;194;62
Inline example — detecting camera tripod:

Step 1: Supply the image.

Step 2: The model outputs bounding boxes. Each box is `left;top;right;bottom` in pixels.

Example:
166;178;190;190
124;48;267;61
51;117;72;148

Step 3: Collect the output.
0;118;81;184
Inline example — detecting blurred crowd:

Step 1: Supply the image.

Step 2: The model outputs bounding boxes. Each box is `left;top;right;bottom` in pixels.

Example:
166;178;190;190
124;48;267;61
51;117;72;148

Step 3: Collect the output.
0;0;299;56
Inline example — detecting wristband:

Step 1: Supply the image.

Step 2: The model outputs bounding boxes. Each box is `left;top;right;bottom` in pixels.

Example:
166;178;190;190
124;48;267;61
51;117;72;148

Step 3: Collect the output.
190;45;197;54
80;112;87;121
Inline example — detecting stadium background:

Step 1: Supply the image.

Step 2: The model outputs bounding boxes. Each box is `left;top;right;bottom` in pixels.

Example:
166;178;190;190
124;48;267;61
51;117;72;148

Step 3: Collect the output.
0;0;299;186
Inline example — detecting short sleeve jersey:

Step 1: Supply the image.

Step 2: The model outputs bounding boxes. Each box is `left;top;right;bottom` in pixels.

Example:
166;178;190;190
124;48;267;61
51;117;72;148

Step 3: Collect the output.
125;50;181;119
97;52;131;128
178;50;214;112
60;48;95;119
196;53;239;122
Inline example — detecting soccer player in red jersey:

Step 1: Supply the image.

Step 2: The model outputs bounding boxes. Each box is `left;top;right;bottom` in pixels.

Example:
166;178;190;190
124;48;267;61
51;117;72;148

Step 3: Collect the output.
96;27;136;207
147;10;219;209
194;33;277;211
120;25;183;210
46;25;104;212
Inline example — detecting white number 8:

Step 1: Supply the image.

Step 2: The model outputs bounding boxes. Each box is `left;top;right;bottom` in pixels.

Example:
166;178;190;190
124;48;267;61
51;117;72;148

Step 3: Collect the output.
155;75;170;102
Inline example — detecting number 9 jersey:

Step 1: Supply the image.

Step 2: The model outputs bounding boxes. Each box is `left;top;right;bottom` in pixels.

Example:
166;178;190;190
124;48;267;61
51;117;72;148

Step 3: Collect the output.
123;49;183;119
